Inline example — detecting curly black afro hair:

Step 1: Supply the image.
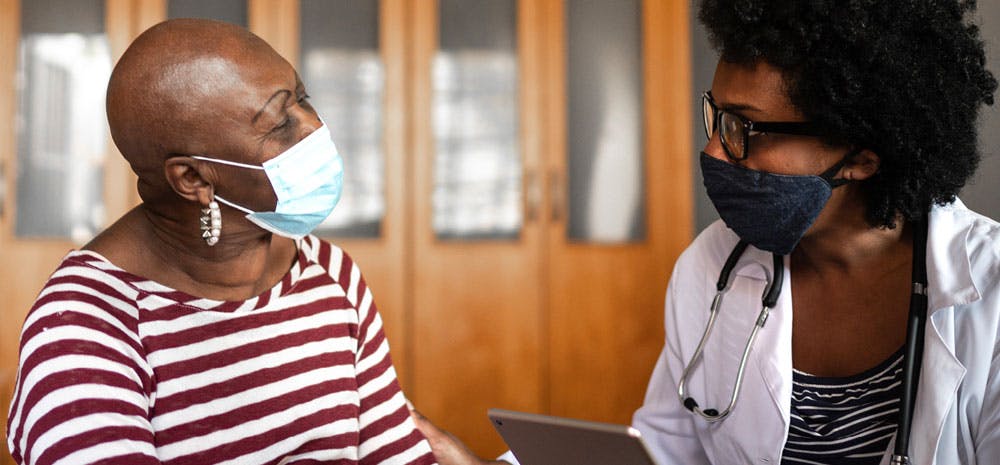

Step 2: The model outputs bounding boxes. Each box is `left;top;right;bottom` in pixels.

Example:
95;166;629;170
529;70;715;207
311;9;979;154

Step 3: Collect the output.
700;0;997;228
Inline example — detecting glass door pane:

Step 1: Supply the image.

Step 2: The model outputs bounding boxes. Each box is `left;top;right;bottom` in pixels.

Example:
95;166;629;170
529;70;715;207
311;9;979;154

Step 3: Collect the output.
168;0;248;27
16;0;111;241
566;0;645;243
300;0;384;238
433;0;520;240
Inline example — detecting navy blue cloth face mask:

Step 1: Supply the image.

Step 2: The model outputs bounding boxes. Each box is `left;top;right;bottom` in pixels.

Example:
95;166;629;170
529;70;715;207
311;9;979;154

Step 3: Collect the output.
700;151;853;255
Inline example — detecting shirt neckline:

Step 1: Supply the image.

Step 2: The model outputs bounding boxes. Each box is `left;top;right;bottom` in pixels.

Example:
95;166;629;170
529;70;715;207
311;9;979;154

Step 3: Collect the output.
67;238;312;312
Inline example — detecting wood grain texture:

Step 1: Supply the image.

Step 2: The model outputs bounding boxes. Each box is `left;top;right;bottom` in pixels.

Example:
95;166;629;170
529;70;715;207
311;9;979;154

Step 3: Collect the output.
408;0;545;456
320;0;411;392
544;0;693;425
249;0;299;67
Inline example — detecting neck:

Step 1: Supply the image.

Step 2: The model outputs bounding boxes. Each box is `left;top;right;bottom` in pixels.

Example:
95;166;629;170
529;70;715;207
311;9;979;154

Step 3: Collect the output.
792;193;911;273
101;204;295;301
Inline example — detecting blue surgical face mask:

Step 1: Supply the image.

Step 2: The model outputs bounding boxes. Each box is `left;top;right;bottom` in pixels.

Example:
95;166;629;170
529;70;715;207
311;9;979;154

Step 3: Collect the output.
700;151;852;255
192;121;343;240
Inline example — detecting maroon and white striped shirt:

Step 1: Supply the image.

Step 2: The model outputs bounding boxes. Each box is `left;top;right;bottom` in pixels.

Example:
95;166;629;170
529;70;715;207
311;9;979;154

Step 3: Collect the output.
6;235;436;465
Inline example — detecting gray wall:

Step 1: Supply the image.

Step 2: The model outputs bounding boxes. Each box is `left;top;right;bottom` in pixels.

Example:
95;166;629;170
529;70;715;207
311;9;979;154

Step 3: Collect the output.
689;1;1000;233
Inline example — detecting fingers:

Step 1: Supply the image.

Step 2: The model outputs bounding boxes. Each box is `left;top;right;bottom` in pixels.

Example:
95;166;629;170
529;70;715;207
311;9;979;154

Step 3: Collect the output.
408;403;488;465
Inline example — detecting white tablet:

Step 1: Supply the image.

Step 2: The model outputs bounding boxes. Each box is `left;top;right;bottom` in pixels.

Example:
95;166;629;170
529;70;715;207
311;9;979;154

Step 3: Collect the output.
488;408;660;465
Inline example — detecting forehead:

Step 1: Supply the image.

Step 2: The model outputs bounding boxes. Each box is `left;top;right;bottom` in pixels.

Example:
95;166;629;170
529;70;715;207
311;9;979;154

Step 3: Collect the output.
710;59;802;120
170;48;296;119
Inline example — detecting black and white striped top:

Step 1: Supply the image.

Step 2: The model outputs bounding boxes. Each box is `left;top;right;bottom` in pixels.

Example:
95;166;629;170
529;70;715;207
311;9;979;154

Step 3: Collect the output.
781;348;905;465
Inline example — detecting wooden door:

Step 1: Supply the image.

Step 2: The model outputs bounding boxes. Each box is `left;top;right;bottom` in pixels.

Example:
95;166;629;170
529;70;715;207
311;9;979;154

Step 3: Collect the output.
543;0;693;425
409;0;546;456
0;1;156;462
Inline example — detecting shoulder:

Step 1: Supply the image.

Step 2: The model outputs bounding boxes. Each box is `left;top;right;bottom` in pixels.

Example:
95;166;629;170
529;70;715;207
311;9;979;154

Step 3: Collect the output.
298;235;354;281
930;201;1000;290
297;235;368;306
23;251;143;340
15;252;151;398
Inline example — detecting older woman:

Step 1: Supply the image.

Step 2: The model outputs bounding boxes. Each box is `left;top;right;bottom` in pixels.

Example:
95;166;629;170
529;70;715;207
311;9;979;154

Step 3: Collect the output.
416;0;1000;464
6;19;435;465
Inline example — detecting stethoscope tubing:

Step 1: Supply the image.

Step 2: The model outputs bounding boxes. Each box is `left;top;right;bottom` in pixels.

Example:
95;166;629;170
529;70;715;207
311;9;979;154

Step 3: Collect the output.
677;243;783;422
893;216;929;464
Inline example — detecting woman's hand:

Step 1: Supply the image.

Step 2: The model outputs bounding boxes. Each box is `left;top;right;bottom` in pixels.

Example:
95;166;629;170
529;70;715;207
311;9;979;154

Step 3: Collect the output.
409;406;511;465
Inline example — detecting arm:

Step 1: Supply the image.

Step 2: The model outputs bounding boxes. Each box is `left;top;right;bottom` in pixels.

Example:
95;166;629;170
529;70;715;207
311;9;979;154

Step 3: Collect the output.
6;290;160;464
345;254;437;464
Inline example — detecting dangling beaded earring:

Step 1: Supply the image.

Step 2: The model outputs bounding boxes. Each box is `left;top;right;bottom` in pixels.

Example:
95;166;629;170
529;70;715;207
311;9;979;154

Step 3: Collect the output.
200;200;222;246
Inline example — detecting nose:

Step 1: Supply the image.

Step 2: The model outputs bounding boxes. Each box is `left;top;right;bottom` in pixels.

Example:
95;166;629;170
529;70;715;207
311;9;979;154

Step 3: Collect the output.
292;105;323;142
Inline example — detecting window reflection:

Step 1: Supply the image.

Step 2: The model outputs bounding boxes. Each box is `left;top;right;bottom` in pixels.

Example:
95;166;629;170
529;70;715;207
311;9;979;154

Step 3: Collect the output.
16;3;110;241
566;0;645;243
301;0;385;237
433;0;521;240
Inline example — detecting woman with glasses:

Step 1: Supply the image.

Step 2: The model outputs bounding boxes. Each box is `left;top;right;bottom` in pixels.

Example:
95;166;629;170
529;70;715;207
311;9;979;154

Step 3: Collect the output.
629;0;1000;464
414;0;1000;464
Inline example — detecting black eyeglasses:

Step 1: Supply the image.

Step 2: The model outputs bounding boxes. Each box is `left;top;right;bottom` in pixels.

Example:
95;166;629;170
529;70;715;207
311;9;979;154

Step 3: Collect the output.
702;91;828;161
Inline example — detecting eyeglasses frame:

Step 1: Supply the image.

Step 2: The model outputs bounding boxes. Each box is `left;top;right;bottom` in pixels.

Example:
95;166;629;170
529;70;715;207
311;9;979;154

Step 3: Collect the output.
702;91;829;161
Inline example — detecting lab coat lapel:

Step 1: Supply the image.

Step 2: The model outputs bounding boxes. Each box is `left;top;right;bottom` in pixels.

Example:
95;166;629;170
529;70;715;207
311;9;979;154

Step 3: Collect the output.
882;202;976;465
907;203;976;464
707;248;789;463
909;311;966;464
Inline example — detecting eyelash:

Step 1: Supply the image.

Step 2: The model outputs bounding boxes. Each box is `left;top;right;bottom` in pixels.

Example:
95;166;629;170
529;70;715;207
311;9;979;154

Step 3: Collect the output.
273;93;311;132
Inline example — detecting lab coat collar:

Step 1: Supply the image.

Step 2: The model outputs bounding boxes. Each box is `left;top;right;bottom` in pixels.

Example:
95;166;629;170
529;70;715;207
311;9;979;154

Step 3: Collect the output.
731;200;982;312
925;199;981;312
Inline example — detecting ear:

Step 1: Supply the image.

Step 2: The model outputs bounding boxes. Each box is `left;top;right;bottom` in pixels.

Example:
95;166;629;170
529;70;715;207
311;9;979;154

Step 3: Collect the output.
164;156;215;205
844;149;880;182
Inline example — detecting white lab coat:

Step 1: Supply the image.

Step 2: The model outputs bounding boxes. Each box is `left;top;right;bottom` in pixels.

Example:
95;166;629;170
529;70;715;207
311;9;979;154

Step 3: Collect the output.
632;200;1000;465
496;200;999;465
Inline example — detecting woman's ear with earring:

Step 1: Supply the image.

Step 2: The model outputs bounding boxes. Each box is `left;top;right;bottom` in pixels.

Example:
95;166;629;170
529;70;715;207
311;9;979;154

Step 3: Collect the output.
163;156;222;246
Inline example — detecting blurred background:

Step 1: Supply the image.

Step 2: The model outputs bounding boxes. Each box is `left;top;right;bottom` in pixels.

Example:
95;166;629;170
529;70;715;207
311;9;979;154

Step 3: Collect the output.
0;0;996;462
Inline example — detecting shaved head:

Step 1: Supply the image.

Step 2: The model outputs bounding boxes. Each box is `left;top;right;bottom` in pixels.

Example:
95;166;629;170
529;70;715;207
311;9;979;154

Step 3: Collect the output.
107;19;294;202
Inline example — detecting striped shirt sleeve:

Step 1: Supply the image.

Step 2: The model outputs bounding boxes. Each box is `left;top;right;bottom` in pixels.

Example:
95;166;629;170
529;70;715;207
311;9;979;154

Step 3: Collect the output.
335;248;436;465
6;261;160;465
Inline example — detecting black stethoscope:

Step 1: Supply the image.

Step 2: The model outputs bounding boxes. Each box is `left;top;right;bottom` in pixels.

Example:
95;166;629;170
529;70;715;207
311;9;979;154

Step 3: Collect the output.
677;217;929;465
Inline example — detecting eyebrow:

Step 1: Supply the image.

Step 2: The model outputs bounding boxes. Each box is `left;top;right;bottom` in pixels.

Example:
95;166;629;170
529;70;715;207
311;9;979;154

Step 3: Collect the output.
252;89;292;124
719;101;763;114
707;90;765;116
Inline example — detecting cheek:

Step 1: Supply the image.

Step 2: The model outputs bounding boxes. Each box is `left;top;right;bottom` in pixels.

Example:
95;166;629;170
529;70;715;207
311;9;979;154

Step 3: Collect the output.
744;139;839;176
702;133;729;161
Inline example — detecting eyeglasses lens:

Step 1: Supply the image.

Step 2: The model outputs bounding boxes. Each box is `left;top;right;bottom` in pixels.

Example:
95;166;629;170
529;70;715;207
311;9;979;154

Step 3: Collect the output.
720;113;746;160
703;94;747;160
702;96;715;139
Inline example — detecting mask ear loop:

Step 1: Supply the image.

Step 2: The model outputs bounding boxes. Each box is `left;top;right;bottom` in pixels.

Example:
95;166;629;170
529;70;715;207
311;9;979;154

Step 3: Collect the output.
188;155;265;216
820;147;864;188
213;195;255;215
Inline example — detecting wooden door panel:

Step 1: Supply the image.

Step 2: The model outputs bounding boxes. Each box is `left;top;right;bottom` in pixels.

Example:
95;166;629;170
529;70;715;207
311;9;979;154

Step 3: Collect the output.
545;0;693;424
409;0;545;456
